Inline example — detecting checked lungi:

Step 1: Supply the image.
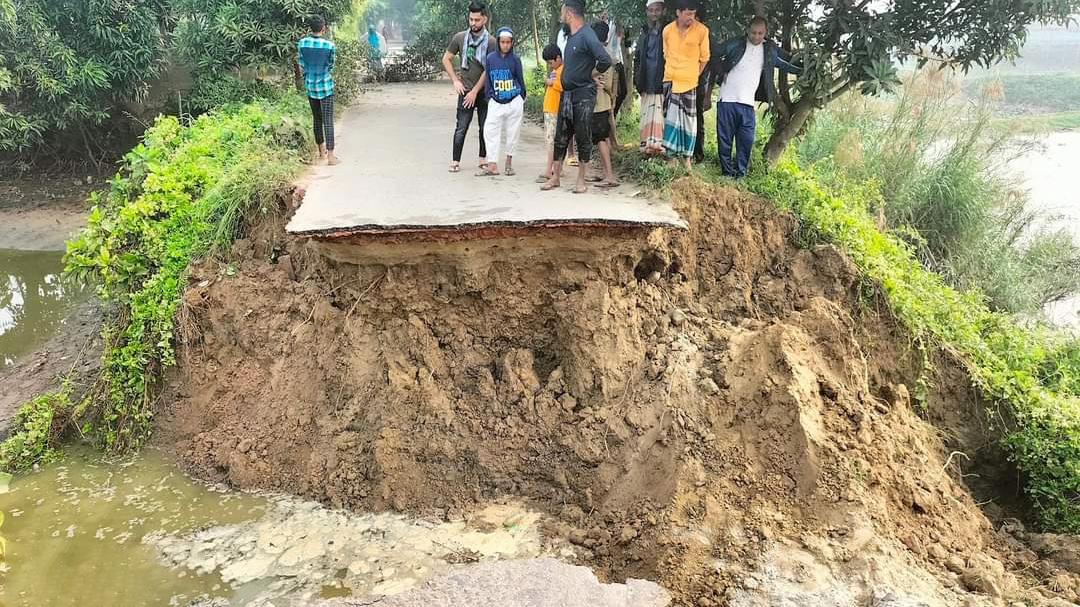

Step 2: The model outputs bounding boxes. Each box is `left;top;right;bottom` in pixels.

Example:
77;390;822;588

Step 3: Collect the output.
662;83;697;158
639;93;665;154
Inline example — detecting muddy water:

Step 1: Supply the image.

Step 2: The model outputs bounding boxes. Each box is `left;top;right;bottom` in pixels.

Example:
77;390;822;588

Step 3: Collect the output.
0;448;552;606
0;248;85;369
1009;131;1080;329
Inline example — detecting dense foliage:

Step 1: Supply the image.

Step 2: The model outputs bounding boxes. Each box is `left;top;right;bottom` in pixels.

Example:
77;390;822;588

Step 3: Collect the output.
0;99;309;464
0;0;168;157
796;73;1080;316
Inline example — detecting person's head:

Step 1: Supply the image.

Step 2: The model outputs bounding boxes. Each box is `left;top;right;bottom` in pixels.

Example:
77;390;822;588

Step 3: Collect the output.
542;43;563;69
645;0;664;25
748;16;767;46
600;9;609;22
561;0;585;26
591;21;609;45
368;23;376;34
308;15;326;34
496;27;514;54
467;1;488;33
673;0;696;27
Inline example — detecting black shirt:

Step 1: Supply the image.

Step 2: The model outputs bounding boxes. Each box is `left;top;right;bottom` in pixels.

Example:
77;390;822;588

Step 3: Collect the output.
560;25;612;93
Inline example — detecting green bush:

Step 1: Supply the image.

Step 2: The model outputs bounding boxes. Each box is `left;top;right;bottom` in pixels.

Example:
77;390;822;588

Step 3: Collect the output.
0;387;71;473
796;73;1080;316
747;159;1080;531
4;98;310;458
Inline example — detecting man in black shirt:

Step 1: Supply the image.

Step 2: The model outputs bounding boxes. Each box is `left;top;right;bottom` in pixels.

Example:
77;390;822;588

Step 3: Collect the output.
542;0;612;195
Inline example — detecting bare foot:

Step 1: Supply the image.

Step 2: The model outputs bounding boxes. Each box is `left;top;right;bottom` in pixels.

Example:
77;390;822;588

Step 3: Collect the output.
327;154;341;166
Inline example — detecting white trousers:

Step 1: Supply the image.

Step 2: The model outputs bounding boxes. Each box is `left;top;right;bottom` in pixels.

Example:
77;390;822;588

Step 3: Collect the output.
484;96;524;162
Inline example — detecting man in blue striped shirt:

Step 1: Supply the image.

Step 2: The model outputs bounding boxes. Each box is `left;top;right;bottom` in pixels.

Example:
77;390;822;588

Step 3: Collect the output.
298;15;340;165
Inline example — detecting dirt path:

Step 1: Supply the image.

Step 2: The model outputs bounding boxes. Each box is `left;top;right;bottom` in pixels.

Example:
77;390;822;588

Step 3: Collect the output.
0;177;93;250
287;82;684;236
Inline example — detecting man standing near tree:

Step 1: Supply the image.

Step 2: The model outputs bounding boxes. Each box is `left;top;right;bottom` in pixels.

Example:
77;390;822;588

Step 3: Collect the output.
542;0;612;195
442;1;490;173
712;16;801;178
661;0;709;170
634;0;666;156
298;15;339;166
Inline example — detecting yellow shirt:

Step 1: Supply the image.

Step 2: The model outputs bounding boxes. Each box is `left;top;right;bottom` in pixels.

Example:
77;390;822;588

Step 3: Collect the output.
662;20;711;94
542;65;564;114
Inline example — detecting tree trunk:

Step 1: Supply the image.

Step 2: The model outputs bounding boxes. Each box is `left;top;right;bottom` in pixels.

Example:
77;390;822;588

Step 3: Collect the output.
764;98;815;166
531;1;542;66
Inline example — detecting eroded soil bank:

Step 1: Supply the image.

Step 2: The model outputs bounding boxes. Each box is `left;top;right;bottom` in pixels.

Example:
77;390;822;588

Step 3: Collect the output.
158;179;1080;606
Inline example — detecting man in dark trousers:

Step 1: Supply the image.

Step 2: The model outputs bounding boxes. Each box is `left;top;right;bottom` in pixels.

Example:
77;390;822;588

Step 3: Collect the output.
297;15;339;165
541;0;612;195
712;16;801;177
441;1;491;173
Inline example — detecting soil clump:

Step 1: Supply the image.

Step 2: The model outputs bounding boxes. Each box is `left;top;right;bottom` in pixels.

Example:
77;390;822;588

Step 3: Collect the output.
158;179;1080;606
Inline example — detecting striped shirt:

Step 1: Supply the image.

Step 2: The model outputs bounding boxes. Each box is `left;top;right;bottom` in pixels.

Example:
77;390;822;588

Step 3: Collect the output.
297;35;336;99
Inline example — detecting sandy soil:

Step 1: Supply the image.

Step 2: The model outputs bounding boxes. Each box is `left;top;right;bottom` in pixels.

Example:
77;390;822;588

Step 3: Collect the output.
157;178;1080;606
0;177;94;251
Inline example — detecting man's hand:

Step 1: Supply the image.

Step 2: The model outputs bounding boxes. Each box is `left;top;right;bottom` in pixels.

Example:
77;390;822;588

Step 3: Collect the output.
462;88;478;108
453;79;467;96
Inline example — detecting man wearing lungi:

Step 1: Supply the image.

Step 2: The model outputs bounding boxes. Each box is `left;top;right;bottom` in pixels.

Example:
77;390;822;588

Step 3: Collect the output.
661;0;710;170
633;0;666;156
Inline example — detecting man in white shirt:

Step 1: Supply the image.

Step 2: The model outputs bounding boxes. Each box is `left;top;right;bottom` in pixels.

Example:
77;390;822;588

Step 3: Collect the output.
712;16;801;177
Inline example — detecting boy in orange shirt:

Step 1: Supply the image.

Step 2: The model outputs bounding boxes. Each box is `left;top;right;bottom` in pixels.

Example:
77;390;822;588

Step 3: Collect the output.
539;44;564;183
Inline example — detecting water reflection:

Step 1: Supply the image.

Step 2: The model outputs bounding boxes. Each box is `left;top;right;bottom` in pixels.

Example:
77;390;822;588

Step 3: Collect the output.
0;249;84;369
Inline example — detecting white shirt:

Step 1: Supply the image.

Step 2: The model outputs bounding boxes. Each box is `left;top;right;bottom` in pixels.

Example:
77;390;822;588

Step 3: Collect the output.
718;41;764;107
605;21;623;63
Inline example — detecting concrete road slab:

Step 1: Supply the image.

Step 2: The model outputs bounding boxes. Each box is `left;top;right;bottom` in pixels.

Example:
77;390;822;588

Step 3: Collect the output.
286;82;686;236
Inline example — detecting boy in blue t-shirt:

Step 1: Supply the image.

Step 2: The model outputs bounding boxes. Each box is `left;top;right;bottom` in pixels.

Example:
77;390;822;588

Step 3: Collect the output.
477;27;526;177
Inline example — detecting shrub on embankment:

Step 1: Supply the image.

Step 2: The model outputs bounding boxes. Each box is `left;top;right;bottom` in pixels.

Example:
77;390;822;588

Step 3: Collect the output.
617;146;1080;531
0;97;310;470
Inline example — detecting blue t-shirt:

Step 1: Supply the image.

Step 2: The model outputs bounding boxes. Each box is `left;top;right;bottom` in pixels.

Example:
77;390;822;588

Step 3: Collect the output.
484;51;526;103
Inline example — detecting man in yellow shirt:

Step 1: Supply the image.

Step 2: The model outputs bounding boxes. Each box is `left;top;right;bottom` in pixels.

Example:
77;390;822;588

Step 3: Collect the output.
661;0;710;169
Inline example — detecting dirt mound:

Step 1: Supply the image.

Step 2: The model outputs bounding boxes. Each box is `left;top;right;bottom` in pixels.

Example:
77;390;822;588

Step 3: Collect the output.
158;179;1080;606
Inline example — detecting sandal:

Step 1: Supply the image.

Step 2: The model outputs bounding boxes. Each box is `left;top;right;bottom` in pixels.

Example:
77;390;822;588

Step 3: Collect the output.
504;167;516;176
596;181;620;188
585;175;604;183
540;181;560;191
572;185;588;194
475;167;499;177
448;162;460;173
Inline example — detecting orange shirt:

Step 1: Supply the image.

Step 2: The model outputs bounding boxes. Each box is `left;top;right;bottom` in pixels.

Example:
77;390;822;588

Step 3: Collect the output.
542;65;564;114
662;20;711;94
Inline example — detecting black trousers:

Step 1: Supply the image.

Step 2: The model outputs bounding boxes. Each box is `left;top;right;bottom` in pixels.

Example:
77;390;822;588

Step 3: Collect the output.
554;90;597;164
309;95;335;151
452;94;489;162
613;62;628;116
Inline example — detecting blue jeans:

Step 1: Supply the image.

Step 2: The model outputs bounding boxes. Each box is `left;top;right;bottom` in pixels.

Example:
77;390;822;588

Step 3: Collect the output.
716;102;756;177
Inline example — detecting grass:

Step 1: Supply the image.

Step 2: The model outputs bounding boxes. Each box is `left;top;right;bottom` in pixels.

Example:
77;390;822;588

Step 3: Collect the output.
611;93;1080;531
964;73;1080;115
0;95;312;468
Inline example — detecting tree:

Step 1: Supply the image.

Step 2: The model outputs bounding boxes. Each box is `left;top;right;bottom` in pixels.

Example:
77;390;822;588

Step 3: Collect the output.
607;0;1080;164
0;0;168;158
172;0;353;74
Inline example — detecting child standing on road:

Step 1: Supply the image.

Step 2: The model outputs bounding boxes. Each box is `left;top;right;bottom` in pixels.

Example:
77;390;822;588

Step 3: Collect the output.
589;21;619;188
539;44;564;183
477;27;527;177
298;15;339;165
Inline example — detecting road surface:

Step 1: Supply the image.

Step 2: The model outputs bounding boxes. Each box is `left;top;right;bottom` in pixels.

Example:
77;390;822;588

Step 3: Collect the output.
287;82;685;237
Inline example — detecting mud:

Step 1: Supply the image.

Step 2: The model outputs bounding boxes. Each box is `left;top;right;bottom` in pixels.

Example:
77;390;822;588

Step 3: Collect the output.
158;178;1080;606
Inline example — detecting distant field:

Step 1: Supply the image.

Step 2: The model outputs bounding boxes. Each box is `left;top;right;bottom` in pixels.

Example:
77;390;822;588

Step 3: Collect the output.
964;73;1080;114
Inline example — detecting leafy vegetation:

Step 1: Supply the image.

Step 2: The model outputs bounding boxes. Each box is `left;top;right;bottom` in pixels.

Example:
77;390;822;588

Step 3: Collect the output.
0;98;310;464
0;0;168;158
0;386;71;473
616;117;1080;530
795;72;1080;315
